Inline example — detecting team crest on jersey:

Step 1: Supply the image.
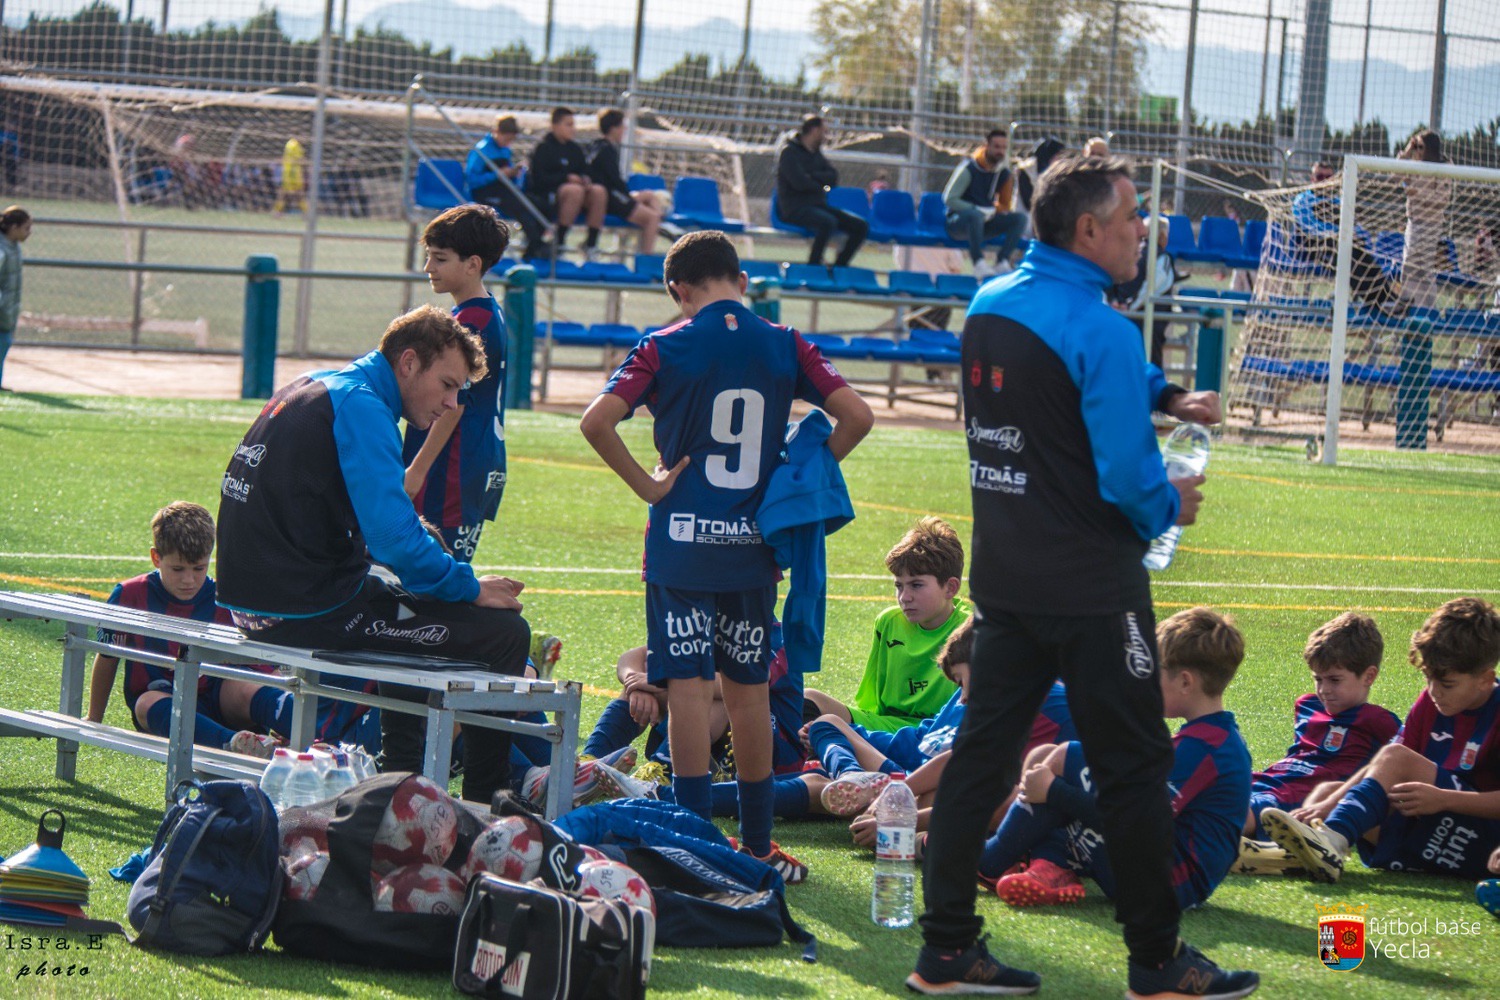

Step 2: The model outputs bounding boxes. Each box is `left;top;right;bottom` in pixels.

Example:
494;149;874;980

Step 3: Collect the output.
1316;903;1366;972
1460;740;1480;770
1323;726;1347;752
969;360;982;387
725;313;739;331
990;366;1004;392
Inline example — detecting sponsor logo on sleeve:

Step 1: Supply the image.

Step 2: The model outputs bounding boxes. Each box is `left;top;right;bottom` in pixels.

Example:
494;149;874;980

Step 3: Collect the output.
221;473;253;503
969;460;1028;495
966;419;1024;452
233;443;267;467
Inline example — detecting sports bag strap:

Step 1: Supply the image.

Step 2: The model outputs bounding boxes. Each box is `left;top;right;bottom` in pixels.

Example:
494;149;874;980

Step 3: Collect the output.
142;801;222;943
64;916;132;942
487;900;534;987
778;893;817;963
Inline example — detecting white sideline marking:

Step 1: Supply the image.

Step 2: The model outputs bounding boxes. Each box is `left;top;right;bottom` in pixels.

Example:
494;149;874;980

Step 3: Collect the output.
3;553;1496;596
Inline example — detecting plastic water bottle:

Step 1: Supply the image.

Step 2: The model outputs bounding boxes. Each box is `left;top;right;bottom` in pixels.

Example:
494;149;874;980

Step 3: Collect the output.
281;752;326;809
1143;422;1213;571
871;781;919;928
259;747;296;811
323;750;358;798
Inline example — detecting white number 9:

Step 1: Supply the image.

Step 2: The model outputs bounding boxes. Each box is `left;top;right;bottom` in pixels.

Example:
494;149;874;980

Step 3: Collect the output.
704;388;765;489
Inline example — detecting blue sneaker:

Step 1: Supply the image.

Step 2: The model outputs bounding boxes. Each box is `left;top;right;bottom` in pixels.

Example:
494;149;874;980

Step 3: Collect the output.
1126;940;1259;999
1477;879;1500;918
906;936;1040;995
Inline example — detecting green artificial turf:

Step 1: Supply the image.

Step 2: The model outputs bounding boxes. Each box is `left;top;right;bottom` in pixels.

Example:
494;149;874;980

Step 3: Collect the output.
1;393;1499;997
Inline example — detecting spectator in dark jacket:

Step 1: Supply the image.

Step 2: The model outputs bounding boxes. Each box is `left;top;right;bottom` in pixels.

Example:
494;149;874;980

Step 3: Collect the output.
776;115;867;267
587;107;673;255
527;107;607;259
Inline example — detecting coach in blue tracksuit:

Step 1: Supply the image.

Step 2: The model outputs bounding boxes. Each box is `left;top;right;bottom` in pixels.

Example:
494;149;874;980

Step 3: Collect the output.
215;305;530;804
908;157;1260;998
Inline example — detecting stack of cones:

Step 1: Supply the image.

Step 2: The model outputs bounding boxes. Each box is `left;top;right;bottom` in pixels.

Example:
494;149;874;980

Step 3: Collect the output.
0;810;90;927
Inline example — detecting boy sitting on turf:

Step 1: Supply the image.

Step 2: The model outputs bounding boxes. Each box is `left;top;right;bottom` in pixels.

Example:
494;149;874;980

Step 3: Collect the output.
581;230;872;882
803;517;969;733
1236;611;1399;874
977;607;1251;910
87;501;282;757
1262;596;1500;882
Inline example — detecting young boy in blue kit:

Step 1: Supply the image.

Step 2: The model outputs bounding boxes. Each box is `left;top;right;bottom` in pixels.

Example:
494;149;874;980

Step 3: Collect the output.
977;607;1252;912
404;204;510;563
1263;597;1500;882
581;230;872;883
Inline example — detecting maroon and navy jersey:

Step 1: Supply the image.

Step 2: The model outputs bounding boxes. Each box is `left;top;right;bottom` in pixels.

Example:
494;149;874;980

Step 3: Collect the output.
1026;680;1078;754
1398;685;1500;791
98;571;233;705
1253;694;1400;807
403;294;508;528
1167;710;1252;905
603;299;847;591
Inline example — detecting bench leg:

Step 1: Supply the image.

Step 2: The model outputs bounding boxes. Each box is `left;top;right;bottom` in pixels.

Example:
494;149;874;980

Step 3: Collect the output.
544;688;583;823
288;668;319;751
422;704;456;789
166;661;201;801
56;624;89;780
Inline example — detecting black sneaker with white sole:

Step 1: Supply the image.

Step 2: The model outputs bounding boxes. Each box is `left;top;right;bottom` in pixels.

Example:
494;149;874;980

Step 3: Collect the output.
906;936;1040;995
1126;940;1259;1000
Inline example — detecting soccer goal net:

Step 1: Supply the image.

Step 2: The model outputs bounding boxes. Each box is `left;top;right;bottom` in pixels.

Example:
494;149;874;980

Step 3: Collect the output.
1225;155;1500;462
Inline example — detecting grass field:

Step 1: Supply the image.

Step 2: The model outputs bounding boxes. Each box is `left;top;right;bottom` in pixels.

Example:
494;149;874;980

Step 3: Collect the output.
2;391;1500;998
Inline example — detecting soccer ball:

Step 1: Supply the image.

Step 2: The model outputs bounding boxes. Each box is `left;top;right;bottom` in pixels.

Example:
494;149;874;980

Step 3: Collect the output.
577;844;610;866
372;863;467;915
576;859;655;918
371;776;459;874
279;805;330;859
284;851;330;902
462;816;544;882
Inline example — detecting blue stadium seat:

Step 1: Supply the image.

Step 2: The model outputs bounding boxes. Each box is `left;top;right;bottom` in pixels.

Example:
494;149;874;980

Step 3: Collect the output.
783;263;840;293
827;186;871;222
585;262;652;284
805;333;853;356
914;192;961;246
667;176;745;232
833;266;886;296
1264;222;1328;277
907;328;961;361
414;159;467;211
868;190;934;245
628;173;666;192
741;259;783;281
888;270;939;297
935;273;979;300
849;336;900;358
488;258;520;277
1224;219;1265;271
1164;215;1197;258
770;192;813;236
539;321;591;345
1373;231;1405;275
1436;237;1481;292
635;254;665;283
589;323;645;347
1178;217;1241;264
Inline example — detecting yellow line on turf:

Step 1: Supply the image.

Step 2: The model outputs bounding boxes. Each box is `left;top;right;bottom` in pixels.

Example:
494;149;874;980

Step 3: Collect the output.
1156;599;1434;613
528;587;642;597
1178;544;1500;565
853;500;971;522
1217;470;1500;499
511;455;608;473
580;684;617;698
0;573;108;598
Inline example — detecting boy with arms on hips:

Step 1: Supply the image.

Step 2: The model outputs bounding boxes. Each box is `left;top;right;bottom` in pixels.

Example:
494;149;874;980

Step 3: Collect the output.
87;501;281;757
581;230;872;882
1263;597;1500;882
803;517;969;733
978;607;1251;915
1236;612;1399;874
404;204;511;563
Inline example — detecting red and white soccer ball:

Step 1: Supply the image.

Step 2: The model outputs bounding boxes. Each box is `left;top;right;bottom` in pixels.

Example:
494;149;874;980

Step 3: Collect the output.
577;844;610;866
371;776;459;874
279;805;330;859
462;816;544;882
372;863;467;915
576;859;655;918
284;851;330;902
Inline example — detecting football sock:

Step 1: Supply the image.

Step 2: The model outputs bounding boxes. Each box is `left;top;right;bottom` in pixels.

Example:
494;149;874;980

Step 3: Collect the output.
738;775;775;857
878;758;902;775
584;228;600;248
249;686;292;736
809;720;860;778
146;697;236;748
556;225;571;248
978;798;1067;880
773;776;811;818
510;710;552;768
583;698;643;759
1324;779;1386;855
673;772;712;821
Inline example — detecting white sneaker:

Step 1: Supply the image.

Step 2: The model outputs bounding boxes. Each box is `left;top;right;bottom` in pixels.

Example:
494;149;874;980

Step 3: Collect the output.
592;761;659;800
820;771;892;816
972;259;996;280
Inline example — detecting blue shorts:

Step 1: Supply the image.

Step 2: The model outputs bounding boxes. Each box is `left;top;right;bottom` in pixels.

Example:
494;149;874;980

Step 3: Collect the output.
1360;809;1500;879
645;584;777;686
1247;789;1287;838
128;676;226;734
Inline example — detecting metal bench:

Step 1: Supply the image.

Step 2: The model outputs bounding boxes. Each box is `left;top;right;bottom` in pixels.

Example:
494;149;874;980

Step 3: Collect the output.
0;590;583;818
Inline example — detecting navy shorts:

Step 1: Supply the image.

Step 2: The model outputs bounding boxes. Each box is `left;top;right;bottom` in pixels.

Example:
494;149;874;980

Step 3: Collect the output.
1247;788;1288;838
644;583;777;686
1360;808;1500;879
128;676;226;735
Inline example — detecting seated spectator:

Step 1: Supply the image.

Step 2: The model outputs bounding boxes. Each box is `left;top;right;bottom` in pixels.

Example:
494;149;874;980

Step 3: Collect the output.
1108;215;1184;368
587;107;677;255
868;169;891;198
467;114;549;260
942;128;1027;279
776;114;868;268
1291;159;1405;314
527;107;606;260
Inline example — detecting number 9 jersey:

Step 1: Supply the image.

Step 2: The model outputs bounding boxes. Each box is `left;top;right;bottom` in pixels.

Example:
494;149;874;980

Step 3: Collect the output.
602;299;849;591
